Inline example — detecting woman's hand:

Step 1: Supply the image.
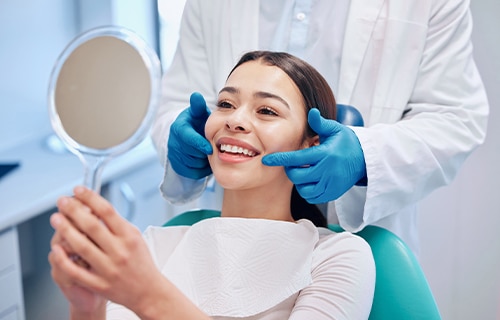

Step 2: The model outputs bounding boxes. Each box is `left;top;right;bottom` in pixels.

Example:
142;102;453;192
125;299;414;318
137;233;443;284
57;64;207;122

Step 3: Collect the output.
49;186;210;320
48;186;167;317
49;208;107;317
50;245;107;317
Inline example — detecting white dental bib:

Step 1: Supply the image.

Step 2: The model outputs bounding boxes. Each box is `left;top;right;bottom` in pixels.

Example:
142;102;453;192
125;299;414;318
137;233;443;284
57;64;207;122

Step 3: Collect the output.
162;217;318;317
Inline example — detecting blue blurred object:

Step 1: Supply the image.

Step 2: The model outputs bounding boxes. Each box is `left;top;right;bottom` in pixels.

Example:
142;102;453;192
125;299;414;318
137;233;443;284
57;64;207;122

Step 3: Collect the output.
0;163;20;181
336;104;364;127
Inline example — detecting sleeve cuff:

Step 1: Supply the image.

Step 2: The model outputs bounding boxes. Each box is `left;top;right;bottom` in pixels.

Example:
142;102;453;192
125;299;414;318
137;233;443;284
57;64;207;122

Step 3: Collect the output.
159;160;208;204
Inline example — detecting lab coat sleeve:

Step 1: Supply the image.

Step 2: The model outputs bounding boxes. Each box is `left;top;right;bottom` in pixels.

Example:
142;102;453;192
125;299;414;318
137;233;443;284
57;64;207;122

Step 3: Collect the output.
336;0;489;231
159;159;208;204
150;0;220;203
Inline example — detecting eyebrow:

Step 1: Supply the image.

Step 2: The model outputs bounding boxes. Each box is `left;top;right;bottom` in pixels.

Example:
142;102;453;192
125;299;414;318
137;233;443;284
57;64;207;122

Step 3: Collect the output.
219;86;290;109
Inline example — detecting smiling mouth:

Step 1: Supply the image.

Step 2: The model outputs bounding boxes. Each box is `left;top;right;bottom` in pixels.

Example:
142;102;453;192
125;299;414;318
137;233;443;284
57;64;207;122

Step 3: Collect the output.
219;144;259;157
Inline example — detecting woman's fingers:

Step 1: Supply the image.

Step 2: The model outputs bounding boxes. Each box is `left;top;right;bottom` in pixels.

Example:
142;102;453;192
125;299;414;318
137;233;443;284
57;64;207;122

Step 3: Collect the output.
53;188;142;280
50;206;148;299
49;244;75;287
50;221;72;253
56;192;121;256
50;215;89;269
49;243;108;294
49;186;164;308
72;186;129;236
50;211;112;274
69;186;143;262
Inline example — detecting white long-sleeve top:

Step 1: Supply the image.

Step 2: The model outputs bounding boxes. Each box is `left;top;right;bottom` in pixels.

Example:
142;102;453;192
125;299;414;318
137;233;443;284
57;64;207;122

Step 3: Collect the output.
106;218;375;319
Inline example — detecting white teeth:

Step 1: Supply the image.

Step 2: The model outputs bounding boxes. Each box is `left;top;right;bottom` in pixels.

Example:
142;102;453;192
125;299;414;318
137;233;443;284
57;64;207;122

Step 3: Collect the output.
220;144;256;156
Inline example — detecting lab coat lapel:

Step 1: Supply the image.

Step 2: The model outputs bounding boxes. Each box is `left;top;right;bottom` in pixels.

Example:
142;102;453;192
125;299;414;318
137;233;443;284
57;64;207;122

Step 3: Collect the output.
229;0;259;63
338;0;386;104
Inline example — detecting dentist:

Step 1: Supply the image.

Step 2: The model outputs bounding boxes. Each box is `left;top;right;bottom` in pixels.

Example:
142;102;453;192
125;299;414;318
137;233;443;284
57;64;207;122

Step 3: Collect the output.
152;0;489;254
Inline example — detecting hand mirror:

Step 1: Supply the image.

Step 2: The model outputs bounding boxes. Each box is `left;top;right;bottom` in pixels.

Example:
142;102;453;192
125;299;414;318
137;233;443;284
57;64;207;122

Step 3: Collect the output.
48;26;161;193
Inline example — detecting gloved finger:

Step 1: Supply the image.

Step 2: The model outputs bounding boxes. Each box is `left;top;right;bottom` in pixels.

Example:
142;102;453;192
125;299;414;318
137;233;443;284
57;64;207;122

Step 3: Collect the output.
262;147;323;167
308;108;343;139
307;190;335;204
180;158;212;179
180;151;211;170
294;183;327;204
168;140;211;170
171;111;213;155
169;158;212;180
180;126;213;155
168;150;212;180
189;92;211;120
284;165;327;204
284;165;321;185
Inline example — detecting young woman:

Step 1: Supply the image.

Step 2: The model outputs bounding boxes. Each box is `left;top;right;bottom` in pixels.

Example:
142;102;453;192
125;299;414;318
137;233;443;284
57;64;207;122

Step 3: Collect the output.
49;51;375;319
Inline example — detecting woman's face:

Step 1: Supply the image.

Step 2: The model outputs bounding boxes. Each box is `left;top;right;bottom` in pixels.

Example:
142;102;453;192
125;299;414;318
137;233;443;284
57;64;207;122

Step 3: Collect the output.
205;60;316;192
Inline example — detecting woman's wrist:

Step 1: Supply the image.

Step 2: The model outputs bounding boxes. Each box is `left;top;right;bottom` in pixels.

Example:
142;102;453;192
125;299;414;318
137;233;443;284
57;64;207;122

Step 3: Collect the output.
70;302;106;320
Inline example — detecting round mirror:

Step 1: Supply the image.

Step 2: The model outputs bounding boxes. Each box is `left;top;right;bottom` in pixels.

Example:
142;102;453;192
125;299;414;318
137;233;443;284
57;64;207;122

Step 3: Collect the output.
48;26;161;192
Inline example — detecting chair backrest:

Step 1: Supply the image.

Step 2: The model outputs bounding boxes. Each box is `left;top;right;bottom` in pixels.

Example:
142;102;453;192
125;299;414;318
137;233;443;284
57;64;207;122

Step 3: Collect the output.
164;209;442;320
336;104;364;126
331;224;442;319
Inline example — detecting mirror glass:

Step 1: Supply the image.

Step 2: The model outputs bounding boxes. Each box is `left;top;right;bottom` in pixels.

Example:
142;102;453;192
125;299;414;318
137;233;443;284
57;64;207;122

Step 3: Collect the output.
48;26;161;192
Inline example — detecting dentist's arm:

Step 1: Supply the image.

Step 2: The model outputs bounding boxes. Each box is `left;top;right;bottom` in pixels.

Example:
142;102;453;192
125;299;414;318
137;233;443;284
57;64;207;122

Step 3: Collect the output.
262;108;367;203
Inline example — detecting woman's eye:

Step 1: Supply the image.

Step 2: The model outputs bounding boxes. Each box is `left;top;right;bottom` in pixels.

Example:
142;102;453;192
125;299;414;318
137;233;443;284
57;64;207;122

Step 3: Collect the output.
216;101;233;109
258;106;278;116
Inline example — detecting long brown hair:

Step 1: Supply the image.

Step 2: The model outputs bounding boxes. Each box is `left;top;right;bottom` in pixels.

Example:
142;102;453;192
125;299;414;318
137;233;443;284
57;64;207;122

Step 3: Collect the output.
228;51;337;228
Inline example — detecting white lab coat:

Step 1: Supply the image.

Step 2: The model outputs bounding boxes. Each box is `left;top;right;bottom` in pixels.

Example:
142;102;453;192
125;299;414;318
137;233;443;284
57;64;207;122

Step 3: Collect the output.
152;0;489;253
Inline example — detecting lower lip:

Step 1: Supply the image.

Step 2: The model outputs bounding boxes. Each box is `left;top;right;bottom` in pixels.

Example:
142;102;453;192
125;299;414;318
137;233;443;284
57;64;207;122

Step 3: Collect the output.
218;151;256;163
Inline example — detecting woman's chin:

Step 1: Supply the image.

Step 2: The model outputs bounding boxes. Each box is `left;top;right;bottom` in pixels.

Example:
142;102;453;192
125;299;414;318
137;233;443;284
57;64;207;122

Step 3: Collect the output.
213;177;250;191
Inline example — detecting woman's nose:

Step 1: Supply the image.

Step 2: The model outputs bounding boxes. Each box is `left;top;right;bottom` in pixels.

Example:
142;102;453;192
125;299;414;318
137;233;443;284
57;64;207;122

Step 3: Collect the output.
225;121;246;132
225;109;250;132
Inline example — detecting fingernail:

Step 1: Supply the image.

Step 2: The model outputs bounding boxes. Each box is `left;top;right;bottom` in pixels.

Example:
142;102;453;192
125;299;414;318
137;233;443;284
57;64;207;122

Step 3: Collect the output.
57;197;68;207
50;214;61;227
74;186;85;195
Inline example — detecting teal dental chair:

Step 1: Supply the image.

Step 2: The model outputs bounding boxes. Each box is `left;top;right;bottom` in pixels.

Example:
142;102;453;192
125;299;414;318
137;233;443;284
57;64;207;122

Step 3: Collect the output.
164;209;442;320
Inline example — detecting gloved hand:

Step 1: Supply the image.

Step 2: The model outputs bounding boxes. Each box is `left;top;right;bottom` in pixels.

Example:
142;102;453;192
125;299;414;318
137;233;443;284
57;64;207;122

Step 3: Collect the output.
167;92;213;180
262;108;367;203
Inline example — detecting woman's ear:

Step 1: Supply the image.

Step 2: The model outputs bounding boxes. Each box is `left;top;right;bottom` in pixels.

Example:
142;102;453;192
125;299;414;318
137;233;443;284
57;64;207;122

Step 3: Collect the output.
310;135;320;147
302;135;319;149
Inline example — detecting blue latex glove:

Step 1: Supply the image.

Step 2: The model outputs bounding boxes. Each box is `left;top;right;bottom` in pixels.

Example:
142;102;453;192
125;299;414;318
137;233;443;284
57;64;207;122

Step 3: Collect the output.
167;92;213;179
262;108;367;203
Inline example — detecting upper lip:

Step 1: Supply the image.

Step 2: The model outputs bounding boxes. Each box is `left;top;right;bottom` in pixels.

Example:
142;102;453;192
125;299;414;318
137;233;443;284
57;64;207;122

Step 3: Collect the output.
216;137;261;156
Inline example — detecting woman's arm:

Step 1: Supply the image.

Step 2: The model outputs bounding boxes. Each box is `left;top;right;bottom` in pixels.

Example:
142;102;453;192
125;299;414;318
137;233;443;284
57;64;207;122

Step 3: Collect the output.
289;232;375;319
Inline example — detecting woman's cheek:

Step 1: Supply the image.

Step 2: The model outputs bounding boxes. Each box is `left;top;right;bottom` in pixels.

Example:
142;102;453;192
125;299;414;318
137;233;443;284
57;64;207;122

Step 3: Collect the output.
266;128;304;153
204;116;217;142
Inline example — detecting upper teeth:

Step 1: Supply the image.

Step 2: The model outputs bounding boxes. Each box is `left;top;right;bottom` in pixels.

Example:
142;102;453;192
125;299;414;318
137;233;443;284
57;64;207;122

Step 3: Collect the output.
220;144;256;156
